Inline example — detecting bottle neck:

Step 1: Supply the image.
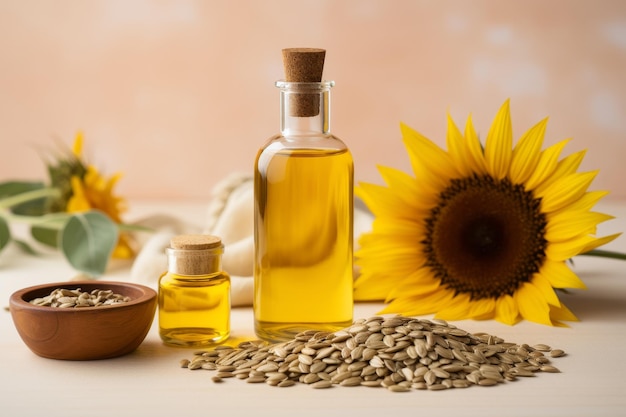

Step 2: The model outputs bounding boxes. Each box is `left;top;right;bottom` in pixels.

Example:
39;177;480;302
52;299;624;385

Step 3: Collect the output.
277;81;334;136
166;247;223;276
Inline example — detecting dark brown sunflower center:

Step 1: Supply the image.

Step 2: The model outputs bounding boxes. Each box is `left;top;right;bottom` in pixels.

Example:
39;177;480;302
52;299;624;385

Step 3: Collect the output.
422;175;547;300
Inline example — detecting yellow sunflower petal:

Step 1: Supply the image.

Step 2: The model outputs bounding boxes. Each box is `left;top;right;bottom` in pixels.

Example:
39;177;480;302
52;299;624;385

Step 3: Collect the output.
530;273;561;306
358;218;423;243
355;247;424;286
580;233;622;253
356;182;408;217
552;190;609;215
72;132;84;157
464;115;488;174
354;271;396;301
357;226;425;257
401;122;458;189
495;295;520;325
468;298;496;319
387;268;441;300
484;100;513;180
515;282;552;326
537;171;598;213
534;150;586;197
540;259;587;289
446;114;473;176
545;211;614;242
472;311;496;321
524;139;570;191
112;233;135;259
66;176;92;212
549;302;579;325
380;288;455;317
509;118;547;184
376;166;436;212
357;224;424;254
355;263;422;287
545;235;597;261
434;293;472;320
83;165;100;186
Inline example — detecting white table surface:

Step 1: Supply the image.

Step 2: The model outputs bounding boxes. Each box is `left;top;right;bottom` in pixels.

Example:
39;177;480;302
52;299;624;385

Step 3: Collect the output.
1;199;625;417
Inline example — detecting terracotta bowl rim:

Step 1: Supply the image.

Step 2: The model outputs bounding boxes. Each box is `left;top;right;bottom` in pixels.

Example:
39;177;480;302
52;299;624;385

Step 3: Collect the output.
9;280;157;313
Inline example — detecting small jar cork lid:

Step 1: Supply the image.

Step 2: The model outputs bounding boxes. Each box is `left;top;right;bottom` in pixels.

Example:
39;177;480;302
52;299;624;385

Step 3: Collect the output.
168;235;223;276
170;235;222;251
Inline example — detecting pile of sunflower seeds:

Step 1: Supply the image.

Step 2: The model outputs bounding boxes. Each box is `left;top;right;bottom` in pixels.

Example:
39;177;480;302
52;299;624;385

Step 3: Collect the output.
29;288;131;308
181;316;566;392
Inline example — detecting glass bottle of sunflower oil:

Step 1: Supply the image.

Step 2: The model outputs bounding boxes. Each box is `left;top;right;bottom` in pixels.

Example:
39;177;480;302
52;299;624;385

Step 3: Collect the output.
159;234;230;347
254;48;354;342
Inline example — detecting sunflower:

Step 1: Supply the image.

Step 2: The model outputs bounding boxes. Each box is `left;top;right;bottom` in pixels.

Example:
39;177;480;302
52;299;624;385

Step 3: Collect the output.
354;100;621;326
58;132;135;259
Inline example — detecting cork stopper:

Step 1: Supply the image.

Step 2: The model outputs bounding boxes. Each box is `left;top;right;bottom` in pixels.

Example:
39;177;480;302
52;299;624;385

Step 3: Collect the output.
168;235;223;275
170;235;222;251
283;48;325;82
282;48;326;117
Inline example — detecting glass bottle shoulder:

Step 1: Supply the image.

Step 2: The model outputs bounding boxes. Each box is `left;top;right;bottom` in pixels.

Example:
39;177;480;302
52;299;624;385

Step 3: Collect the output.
257;133;350;156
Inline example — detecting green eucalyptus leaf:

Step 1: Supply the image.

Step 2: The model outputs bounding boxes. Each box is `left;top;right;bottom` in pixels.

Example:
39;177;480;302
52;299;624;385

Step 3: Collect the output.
0;181;48;216
12;239;40;255
0;181;45;198
0;216;10;252
31;226;59;248
59;210;118;276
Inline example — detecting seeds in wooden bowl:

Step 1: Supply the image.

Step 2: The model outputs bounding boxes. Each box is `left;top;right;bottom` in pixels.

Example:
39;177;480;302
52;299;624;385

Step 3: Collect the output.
181;316;566;392
29;288;131;308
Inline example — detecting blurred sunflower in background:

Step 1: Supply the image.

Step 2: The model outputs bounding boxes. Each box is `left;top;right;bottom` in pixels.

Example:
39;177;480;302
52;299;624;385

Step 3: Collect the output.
46;132;135;259
354;100;621;326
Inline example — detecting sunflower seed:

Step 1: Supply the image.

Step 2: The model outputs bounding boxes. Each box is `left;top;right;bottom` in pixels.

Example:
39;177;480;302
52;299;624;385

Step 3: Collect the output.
532;344;552;352
255;363;278;373
427;383;448;391
246;375;266;383
309;361;326;374
478;378;499;386
340;376;363;387
550;349;565;358
452;379;471;388
29;287;131;308
302;373;322;384
388;384;410;392
180;316;566;392
431;367;451;379
540;365;561;373
311;380;333;389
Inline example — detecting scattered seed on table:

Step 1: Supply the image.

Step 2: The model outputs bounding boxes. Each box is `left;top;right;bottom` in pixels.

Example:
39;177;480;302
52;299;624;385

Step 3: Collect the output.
181;316;566;392
550;349;566;358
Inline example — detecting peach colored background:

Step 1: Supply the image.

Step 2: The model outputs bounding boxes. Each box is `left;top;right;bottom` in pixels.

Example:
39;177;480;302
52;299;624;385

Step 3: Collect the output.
1;0;625;200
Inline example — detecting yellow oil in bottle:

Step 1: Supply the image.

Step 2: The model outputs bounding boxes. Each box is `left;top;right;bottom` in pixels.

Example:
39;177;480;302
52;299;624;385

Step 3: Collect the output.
159;272;230;346
254;147;354;341
158;235;230;347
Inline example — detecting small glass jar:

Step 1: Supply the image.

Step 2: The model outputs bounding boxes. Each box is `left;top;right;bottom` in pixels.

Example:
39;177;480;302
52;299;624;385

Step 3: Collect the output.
158;234;230;347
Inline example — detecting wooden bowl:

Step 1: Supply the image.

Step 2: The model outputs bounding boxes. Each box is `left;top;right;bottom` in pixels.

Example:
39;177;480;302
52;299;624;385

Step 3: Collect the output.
9;281;157;360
